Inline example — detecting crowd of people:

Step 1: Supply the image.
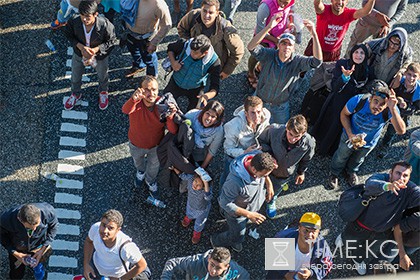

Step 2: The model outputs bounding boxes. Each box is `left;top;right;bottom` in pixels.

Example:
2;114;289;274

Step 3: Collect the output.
1;0;419;279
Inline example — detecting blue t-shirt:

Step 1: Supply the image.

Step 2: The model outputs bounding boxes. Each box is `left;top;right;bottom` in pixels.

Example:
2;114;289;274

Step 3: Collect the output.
344;95;396;147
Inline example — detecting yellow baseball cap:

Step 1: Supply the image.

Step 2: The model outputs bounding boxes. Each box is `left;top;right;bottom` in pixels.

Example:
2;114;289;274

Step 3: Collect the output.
299;212;321;229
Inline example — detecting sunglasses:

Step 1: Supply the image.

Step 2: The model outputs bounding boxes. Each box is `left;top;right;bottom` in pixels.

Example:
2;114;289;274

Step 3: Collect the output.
373;91;389;99
388;39;400;47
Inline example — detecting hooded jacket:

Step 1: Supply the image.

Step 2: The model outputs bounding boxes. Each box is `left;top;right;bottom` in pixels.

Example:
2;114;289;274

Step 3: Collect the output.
223;105;271;159
161;249;250;279
367;27;413;84
178;9;244;76
0;203;58;254
259;124;315;179
218;151;267;217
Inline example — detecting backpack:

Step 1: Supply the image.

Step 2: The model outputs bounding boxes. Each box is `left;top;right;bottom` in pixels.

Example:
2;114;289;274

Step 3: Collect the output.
337;184;378;222
119;240;151;280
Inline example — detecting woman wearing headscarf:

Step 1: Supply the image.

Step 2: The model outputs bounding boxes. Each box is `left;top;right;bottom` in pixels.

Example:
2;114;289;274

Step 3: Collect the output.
367;27;413;86
311;44;375;156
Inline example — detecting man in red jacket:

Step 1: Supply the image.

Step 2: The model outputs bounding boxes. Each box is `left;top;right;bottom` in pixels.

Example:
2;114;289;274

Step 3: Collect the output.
122;76;178;200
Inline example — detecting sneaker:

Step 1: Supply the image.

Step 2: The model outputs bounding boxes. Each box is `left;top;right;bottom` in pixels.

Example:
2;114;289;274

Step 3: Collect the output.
134;171;145;188
346;172;359;187
125;67;145;78
181;216;192;228
327;175;339;190
98;91;109;110
50;19;67;30
352;259;367;275
192;231;201;244
64;93;81;110
266;200;277;219
147;182;159;199
231;243;243;253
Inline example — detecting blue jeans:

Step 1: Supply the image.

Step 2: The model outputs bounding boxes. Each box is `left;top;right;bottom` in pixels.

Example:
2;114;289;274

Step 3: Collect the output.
219;155;234;191
211;208;248;248
128;142;160;189
127;34;158;77
264;101;290;124
330;133;374;176
222;0;242;20
266;176;290;206
56;0;76;23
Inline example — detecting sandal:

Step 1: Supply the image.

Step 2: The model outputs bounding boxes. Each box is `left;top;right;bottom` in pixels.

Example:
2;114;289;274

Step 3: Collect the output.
247;72;258;89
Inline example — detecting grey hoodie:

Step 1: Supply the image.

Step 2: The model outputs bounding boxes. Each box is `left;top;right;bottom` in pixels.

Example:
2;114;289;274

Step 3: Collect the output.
161;249;250;279
367;27;413;84
223;105;271;158
219;151;267;217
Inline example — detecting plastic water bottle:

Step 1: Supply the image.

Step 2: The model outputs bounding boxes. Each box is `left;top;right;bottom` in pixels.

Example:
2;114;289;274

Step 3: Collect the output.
33;263;45;280
42;172;63;184
101;277;110;280
24;256;37;266
45;39;56;52
146;195;166;208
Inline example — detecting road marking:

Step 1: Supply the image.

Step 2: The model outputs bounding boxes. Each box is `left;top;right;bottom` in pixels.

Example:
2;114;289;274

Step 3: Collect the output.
60;122;87;133
67;47;73;55
47;272;73;280
66;59;72;67
55;208;81;219
65;71;72;79
57;223;80;236
49;255;78;268
59;137;86;147
55;193;83;205
62;110;88;120
58;150;85;160
56;178;83;189
57;163;84;175
52;239;79;251
62;97;89;107
82;75;91;82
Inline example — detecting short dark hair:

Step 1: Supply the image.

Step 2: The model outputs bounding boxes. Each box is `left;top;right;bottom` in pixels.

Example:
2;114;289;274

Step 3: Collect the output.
190;35;212;53
79;0;98;15
210;247;231;264
370;79;390;98
391;161;412;173
101;209;124;228
202;0;220;10
18;204;41;225
251;152;277;172
244;96;263;112
286;114;308;134
198;100;224;127
141;75;158;87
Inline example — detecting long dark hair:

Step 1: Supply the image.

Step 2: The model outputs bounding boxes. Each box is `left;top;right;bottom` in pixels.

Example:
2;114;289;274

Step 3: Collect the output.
198;100;224;127
349;43;369;82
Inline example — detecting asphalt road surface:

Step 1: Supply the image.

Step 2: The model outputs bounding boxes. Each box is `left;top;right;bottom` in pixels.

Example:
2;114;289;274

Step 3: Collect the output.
1;0;419;279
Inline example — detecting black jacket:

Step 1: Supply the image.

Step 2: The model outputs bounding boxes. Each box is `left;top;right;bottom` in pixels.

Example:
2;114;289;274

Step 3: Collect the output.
63;14;117;60
0;202;58;254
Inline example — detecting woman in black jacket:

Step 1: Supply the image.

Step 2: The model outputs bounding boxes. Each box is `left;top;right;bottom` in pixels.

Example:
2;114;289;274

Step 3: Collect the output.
311;44;375;156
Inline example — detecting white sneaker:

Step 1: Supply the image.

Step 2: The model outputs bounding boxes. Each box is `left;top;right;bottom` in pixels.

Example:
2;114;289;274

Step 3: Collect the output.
352;259;367;275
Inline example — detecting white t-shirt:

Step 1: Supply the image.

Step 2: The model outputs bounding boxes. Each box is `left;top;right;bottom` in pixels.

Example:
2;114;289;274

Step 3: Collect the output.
88;222;143;277
294;243;311;272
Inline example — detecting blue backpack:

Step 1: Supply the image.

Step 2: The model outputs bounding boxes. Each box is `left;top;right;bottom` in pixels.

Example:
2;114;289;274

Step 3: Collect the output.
120;0;139;27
